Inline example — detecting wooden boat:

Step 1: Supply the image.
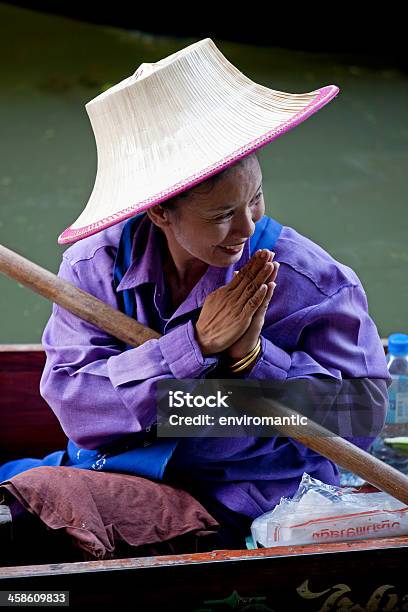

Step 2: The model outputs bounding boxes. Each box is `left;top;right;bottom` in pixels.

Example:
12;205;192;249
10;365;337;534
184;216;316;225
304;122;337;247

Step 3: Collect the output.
1;343;407;611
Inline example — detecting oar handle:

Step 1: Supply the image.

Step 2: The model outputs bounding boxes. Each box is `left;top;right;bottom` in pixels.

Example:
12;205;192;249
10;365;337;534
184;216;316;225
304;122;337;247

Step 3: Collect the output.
1;243;407;503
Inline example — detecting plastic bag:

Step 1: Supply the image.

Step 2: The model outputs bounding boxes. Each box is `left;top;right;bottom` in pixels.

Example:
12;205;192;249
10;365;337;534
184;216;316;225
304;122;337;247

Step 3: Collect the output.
250;473;408;548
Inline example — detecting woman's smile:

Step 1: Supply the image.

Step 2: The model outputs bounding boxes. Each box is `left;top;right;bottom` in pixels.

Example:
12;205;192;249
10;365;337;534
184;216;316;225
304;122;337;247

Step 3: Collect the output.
217;242;246;254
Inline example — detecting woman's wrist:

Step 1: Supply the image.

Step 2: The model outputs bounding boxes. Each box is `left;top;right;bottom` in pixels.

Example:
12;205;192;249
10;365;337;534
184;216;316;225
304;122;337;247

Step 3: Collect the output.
194;323;214;356
226;338;259;362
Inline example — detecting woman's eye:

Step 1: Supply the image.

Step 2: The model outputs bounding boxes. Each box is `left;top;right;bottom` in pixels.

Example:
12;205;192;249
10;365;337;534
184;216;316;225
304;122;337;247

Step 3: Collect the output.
214;211;234;222
213;193;262;222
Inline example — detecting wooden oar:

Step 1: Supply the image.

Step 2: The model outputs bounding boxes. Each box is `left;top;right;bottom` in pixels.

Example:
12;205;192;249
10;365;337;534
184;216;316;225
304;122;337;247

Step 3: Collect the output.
0;245;160;347
1;243;408;504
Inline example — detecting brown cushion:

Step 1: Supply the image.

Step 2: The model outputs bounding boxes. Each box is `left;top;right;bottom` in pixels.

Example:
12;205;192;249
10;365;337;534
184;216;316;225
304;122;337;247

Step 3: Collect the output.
0;466;219;560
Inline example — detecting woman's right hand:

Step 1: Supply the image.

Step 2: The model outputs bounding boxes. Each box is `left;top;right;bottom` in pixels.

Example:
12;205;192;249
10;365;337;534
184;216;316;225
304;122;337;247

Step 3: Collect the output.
195;249;276;355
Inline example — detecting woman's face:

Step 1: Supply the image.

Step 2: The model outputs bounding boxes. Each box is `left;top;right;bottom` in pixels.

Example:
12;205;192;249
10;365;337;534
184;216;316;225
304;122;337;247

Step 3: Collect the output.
156;155;265;268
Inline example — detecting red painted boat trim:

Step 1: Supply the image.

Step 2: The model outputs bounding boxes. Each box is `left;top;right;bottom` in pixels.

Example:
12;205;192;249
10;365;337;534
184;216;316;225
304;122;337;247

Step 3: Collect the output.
1;535;408;579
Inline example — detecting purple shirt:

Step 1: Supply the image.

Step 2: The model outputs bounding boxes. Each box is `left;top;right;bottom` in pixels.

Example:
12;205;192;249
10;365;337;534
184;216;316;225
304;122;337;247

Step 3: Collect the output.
40;216;389;519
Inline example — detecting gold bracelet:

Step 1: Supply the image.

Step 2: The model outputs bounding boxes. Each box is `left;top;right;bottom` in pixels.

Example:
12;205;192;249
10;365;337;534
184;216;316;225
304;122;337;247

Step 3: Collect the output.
231;338;261;370
230;343;261;373
231;345;260;372
229;338;261;369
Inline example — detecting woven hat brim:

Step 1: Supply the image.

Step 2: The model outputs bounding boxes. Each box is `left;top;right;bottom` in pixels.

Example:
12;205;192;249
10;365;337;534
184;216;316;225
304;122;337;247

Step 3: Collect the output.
58;84;339;245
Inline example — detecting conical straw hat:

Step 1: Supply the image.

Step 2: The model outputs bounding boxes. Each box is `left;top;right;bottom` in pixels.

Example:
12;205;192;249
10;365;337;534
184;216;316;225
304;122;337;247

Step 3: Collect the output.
58;38;339;244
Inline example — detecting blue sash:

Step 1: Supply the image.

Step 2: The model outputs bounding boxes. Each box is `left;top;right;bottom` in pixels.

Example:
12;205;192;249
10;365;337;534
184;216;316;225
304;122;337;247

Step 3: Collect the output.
0;214;282;483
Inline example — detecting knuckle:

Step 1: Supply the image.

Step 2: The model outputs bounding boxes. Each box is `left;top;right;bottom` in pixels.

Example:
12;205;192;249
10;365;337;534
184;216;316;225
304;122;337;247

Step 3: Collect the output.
245;281;256;295
248;295;259;308
245;269;256;283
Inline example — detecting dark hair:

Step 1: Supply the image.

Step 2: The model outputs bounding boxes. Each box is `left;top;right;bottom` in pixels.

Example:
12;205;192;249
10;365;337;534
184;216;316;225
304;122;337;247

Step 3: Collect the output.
160;151;259;212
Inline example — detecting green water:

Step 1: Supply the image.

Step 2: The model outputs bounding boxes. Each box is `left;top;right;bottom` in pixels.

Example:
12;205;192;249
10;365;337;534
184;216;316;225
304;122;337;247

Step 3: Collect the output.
0;3;407;342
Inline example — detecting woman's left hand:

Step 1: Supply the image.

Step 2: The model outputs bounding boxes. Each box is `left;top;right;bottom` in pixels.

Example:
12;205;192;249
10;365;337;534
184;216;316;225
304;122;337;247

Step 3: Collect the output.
226;251;279;362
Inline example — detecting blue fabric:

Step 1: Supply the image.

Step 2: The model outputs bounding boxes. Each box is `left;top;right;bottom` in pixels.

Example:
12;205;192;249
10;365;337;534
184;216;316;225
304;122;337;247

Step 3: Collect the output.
0;215;282;484
250;215;282;253
63;438;179;480
0;450;65;481
112;212;144;320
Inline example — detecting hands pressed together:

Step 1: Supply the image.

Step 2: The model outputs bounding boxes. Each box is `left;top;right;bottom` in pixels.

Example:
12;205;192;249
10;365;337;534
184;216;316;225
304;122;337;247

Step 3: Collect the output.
195;249;279;366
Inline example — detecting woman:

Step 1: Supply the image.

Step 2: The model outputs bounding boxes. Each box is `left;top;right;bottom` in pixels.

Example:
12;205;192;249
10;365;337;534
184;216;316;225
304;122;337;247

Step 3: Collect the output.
37;146;389;547
2;39;390;550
